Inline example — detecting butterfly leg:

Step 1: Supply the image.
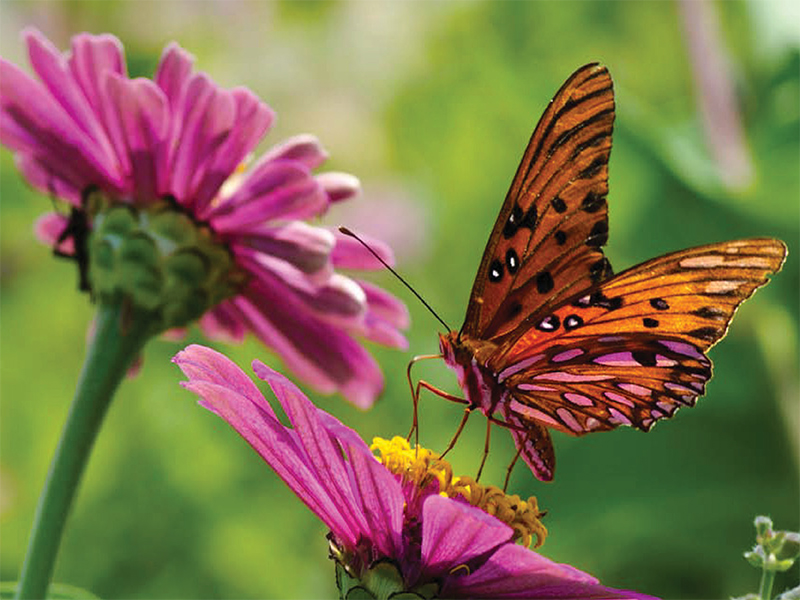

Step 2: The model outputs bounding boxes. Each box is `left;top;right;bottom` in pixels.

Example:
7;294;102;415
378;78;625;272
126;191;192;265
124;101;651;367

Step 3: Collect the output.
405;353;447;443
503;446;523;492
438;406;473;461
475;417;492;482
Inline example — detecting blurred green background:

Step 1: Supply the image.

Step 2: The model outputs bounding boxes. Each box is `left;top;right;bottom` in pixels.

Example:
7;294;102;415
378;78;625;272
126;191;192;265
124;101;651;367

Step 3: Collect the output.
1;1;798;598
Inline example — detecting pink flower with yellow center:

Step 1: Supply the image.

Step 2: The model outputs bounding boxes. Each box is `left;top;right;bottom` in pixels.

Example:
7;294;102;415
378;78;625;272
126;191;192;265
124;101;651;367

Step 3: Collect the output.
175;344;659;599
0;29;408;408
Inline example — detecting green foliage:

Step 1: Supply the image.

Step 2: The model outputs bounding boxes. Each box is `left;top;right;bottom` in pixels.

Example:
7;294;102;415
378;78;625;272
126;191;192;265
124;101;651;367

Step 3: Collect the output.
0;1;797;599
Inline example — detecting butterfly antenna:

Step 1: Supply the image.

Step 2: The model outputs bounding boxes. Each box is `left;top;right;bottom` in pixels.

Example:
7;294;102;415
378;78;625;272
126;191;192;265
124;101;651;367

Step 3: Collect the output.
338;226;452;332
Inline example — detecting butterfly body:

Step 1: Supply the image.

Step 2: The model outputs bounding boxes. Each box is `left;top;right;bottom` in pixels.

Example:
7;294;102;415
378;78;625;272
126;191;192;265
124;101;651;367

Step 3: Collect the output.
433;63;787;482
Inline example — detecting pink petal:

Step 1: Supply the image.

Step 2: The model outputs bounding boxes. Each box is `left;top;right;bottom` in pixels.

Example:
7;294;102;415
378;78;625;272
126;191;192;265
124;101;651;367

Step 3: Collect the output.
261;133;328;170
199;301;248;343
34;212;73;252
359;279;410;329
191;87;274;216
232;284;383;408
174;344;268;413
444;543;657;599
317;171;360;203
331;228;396;270
24;29;119;176
421;494;513;578
105;74;169;202
251;360;380;546
67;30;127;112
211;160;327;228
0;58;120;191
229;221;334;275
154;42;194;114
238;252;365;327
253;362;404;556
15;154;82;205
348;279;409;349
175;347;360;543
66;31;129;179
166;73;235;206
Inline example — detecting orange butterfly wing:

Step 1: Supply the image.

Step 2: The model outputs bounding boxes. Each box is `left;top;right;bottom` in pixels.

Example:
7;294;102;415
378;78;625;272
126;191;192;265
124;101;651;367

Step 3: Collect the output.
462;63;615;342
497;239;786;453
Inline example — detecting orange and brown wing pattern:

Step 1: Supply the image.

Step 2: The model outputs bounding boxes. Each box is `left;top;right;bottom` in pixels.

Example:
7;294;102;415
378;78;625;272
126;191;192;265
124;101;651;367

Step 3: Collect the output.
461;63;616;342
492;238;787;436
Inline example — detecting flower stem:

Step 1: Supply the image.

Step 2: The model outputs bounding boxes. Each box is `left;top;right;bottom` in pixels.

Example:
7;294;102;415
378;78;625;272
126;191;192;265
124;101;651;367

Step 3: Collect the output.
15;300;155;599
759;567;776;600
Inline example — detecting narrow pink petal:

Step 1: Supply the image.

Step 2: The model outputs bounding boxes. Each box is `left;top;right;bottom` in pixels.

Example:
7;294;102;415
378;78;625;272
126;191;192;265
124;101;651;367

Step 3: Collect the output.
250;360;376;543
167;73;235;206
444;543;658;599
174;344;268;411
0;59;120;190
228;222;334;275
24;29;119;176
15;154;82;205
66;30;129;180
317;171;360;203
175;350;359;544
67;30;127;113
331;228;396;270
34;212;73;252
199;301;248;343
212;161;327;228
105;74;169;201
358;280;410;329
238;252;365;328
233;285;383;408
154;42;194;113
261;133;328;170
342;436;404;558
359;280;410;348
191;87;274;216
421;495;512;578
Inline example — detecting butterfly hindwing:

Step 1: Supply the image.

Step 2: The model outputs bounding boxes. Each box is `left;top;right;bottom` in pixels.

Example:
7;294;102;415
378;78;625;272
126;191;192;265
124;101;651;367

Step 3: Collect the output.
492;238;787;435
462;63;616;342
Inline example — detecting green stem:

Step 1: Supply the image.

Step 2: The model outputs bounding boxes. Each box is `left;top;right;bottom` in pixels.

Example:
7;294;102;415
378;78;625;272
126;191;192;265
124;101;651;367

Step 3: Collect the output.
15;300;155;599
759;567;776;600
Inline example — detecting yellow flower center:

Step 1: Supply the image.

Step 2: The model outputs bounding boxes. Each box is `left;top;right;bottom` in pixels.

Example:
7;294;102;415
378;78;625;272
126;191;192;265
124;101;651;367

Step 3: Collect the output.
371;436;547;548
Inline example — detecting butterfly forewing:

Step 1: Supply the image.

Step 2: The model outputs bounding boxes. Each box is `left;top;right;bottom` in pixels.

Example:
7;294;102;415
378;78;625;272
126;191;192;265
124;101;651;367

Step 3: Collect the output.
462;63;616;342
495;238;787;437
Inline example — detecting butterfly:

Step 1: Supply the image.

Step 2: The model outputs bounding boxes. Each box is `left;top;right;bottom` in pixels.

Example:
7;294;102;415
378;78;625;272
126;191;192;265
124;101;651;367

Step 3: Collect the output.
415;63;787;482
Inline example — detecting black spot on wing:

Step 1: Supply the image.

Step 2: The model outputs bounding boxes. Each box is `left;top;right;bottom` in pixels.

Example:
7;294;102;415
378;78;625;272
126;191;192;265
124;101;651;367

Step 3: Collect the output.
489;259;504;282
536;271;554;294
585;219;609;247
551;197;567;213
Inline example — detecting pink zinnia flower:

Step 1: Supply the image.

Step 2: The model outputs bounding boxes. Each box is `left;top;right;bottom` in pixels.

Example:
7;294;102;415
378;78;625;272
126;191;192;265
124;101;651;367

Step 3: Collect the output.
0;29;408;408
174;344;659;599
